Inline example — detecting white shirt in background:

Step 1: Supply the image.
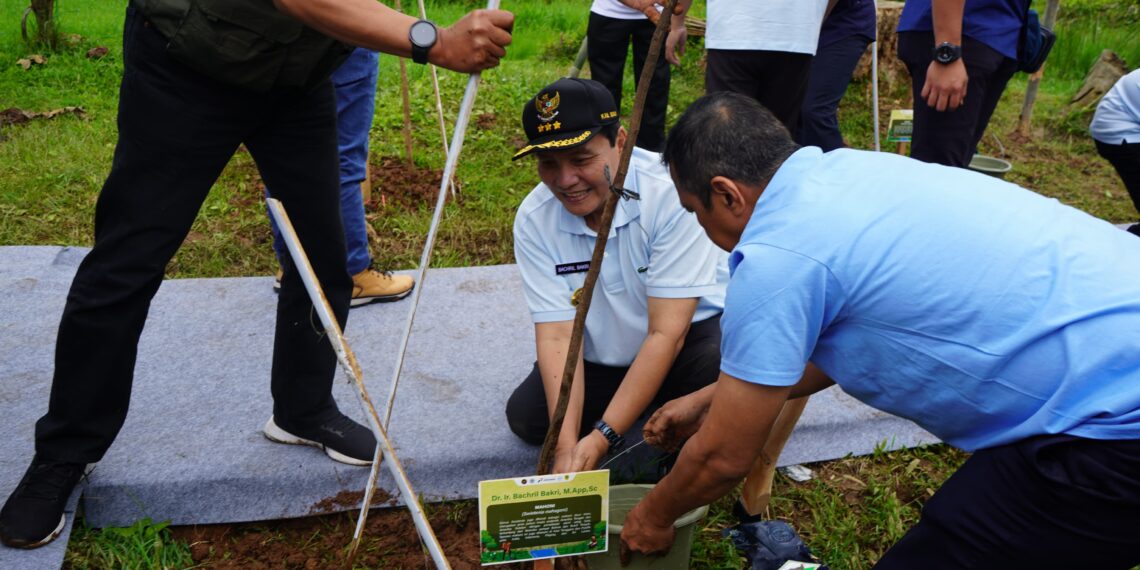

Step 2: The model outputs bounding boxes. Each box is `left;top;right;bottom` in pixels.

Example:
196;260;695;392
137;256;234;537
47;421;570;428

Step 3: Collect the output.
1091;69;1140;145
706;0;830;55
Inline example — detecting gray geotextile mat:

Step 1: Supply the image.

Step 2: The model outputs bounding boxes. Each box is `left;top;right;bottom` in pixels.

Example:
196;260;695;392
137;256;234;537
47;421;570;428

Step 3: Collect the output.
1;245;939;536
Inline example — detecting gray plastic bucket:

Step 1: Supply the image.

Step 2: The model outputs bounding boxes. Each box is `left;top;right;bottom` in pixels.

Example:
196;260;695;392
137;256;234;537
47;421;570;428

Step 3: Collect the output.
968;154;1013;179
588;484;709;570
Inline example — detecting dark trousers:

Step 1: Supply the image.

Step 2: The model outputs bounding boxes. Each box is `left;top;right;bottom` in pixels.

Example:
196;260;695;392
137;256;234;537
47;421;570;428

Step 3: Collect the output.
706;49;814;138
1096;139;1140;220
875;435;1140;569
799;36;872;152
587;12;670;152
34;6;352;464
898;32;1018;168
505;316;721;445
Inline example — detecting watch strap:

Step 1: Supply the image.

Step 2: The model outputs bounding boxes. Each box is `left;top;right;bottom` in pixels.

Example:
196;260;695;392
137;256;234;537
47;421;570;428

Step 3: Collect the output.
593;420;625;452
409;20;436;65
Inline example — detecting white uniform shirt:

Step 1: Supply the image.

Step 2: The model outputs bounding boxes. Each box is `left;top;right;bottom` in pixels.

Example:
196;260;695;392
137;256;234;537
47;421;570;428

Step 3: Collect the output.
513;147;728;367
590;0;652;20
1091;69;1140;145
706;0;829;55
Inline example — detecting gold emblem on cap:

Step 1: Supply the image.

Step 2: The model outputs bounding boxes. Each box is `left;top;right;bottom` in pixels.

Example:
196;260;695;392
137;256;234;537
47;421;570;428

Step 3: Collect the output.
571;287;583;307
536;91;560;123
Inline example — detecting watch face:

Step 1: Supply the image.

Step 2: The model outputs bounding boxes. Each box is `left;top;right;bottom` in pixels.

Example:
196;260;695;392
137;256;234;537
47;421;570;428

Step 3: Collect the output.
935;43;959;63
410;21;437;47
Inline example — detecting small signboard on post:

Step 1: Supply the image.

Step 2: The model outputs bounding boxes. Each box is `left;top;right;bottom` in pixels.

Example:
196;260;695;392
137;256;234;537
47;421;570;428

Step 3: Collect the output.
886;109;914;143
887;109;914;155
478;470;609;565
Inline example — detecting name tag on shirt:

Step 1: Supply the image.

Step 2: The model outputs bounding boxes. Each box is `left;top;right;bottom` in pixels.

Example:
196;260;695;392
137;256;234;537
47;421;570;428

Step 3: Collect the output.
555;261;591;275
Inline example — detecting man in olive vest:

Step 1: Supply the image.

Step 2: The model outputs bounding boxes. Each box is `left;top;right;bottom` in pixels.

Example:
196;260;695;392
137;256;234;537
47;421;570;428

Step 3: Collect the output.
0;0;513;550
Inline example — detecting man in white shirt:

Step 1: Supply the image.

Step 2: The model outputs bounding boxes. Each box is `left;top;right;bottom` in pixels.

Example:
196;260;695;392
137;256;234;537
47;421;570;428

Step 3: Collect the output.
505;78;727;473
1091;69;1140;237
585;0;680;152
667;0;831;137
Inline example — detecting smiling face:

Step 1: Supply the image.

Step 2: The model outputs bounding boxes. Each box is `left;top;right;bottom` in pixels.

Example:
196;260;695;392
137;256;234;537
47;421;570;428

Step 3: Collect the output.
534;128;625;230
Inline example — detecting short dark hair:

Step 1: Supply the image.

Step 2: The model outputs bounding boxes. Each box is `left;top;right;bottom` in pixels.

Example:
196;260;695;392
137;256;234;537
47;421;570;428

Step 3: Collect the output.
600;121;620;147
663;92;800;209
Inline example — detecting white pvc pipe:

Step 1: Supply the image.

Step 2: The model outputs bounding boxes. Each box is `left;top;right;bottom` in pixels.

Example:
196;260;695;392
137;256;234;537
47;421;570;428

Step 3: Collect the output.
382;0;502;431
872;0;881;152
265;199;450;569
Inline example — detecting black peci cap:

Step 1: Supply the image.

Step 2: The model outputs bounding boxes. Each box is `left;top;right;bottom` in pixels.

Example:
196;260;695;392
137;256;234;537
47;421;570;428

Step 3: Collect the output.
512;78;620;160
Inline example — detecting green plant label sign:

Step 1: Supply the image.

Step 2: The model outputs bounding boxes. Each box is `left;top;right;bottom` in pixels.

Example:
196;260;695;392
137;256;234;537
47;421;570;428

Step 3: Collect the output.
478;470;609;565
887;109;914;143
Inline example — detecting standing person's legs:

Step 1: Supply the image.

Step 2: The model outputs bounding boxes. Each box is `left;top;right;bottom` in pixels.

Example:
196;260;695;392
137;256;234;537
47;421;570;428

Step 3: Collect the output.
34;6;252;465
706;49;813;137
1096;139;1140;228
630;17;671;152
3;6;252;549
268;48;375;274
799;35;872;151
587;12;632;120
506;361;628;445
706;49;760;98
899;32;1011;167
331;48;379;276
874;436;1140;569
244;83;353;431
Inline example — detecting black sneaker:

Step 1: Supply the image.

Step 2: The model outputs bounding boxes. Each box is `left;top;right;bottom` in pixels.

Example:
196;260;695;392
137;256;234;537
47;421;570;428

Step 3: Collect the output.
263;414;376;466
0;459;87;549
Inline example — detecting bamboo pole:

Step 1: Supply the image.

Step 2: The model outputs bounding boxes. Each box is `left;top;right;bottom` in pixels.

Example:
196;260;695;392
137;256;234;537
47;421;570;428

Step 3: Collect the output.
1017;0;1061;135
566;37;589;79
265;199;449;569
396;0;415;165
415;0;460;199
381;0;502;430
535;0;679;477
871;0;881;152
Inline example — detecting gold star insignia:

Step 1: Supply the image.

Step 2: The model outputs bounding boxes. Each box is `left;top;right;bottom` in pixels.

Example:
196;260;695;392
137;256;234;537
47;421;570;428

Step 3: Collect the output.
553;121;561;130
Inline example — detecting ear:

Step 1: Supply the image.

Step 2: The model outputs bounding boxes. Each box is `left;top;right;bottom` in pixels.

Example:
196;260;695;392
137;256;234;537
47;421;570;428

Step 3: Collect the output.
709;176;748;214
615;126;628;152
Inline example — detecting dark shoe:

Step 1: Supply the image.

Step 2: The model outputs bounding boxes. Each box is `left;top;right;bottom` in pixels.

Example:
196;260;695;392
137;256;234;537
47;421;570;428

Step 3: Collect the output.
263;414;376;466
0;459;87;549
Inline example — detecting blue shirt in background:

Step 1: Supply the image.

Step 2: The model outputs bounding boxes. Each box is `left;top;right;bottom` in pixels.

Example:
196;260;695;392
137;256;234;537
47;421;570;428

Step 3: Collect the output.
818;0;876;49
720;147;1140;451
897;0;1029;60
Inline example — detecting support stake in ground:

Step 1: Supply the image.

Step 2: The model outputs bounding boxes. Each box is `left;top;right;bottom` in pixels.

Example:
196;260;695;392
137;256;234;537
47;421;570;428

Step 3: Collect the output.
266;199;450;569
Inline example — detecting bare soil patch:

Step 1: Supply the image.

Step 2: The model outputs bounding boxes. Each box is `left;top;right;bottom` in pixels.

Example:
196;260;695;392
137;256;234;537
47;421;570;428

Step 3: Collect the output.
171;497;485;569
368;156;445;212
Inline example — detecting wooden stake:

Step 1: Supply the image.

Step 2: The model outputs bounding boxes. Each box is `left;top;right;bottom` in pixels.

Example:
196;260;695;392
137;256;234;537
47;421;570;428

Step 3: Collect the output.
414;0;460;199
535;0;679;477
264;199;450;569
396;0;415;165
1016;0;1060;136
739;396;810;515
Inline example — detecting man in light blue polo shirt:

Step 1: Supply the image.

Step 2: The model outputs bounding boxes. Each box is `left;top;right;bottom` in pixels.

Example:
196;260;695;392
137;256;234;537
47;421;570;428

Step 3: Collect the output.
619;92;1140;568
504;78;728;474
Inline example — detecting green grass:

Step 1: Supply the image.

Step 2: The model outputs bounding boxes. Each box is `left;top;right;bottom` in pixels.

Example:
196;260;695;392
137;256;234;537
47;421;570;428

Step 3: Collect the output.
65;517;197;570
4;0;1138;568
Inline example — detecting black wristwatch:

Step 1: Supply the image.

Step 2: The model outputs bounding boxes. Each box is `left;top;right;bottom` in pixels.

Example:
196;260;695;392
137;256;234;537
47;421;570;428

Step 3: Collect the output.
408;19;438;65
932;41;962;65
593;420;625;453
